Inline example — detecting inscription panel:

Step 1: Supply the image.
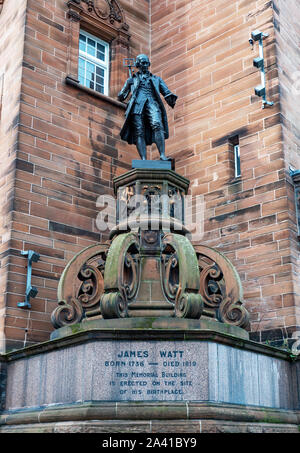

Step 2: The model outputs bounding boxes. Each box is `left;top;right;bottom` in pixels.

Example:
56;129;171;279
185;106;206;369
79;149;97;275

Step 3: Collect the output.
5;341;209;409
99;341;208;401
4;340;294;410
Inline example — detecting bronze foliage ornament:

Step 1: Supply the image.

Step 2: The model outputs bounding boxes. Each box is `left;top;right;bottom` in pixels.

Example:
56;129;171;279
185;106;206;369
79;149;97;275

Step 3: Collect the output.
51;243;108;328
100;232;140;318
194;245;249;329
161;233;203;319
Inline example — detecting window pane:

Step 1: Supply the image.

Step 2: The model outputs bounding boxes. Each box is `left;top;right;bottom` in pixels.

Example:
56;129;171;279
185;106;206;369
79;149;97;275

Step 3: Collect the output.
96;67;104;76
79;34;86;52
87;74;95;85
86;62;95;81
96;84;104;94
87;67;95;90
97;43;105;53
96;75;104;84
96;43;105;61
87;61;94;71
78;68;85;82
78;58;85;85
234;145;241;178
79;57;85;69
87;38;95;57
97;51;105;61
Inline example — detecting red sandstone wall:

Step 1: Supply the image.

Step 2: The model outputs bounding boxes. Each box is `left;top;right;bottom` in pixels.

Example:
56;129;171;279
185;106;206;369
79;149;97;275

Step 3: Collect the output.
1;0;300;350
1;0;149;351
0;0;27;352
150;0;298;345
274;0;300;342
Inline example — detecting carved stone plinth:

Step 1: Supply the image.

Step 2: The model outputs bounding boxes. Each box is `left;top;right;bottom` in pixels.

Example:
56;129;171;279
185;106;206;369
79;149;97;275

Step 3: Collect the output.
51;168;249;332
1;325;299;433
132;159;172;170
111;168;190;236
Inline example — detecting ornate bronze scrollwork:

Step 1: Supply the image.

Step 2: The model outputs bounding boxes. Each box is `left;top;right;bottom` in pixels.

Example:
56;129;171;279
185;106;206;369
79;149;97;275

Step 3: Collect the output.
161;233;203;319
51;244;108;328
194;245;249;329
100;232;140;318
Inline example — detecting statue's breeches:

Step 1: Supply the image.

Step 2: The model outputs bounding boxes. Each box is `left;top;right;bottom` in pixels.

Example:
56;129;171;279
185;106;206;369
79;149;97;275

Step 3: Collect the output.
132;100;163;140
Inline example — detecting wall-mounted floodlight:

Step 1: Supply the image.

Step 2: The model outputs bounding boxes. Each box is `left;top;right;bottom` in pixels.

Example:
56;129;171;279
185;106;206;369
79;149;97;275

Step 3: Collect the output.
250;29;273;109
254;85;266;97
18;250;40;309
251;29;268;42
253;57;264;69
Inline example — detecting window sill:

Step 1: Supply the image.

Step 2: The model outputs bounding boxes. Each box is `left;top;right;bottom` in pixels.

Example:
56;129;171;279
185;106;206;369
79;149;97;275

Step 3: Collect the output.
65;76;126;110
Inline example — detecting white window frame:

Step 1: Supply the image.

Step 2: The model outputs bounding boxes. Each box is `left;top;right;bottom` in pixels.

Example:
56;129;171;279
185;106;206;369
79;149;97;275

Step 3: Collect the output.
78;29;109;96
234;144;241;178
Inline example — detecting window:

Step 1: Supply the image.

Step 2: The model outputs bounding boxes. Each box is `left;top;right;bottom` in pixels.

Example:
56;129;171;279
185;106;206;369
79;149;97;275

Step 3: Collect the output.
78;30;109;96
229;135;241;179
291;169;300;236
66;1;130;100
234;144;241;178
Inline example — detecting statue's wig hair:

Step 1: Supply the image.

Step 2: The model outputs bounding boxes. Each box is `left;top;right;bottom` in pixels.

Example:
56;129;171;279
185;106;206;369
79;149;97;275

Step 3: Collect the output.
135;54;151;68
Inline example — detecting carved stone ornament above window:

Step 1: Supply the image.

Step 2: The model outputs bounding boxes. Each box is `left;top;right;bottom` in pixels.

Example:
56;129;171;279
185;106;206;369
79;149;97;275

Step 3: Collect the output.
67;0;130;36
85;0;128;29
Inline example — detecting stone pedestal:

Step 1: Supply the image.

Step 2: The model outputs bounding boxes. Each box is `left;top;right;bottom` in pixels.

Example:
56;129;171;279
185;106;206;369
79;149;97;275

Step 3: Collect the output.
12;166;296;434
0;321;299;433
111;167;190;237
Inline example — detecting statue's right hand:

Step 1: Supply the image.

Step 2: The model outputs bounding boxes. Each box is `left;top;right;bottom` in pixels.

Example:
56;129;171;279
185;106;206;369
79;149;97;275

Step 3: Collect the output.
127;77;134;85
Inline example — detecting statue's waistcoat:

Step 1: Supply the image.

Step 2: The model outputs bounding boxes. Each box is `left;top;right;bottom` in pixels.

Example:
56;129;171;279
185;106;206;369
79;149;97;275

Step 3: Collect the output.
132;76;157;115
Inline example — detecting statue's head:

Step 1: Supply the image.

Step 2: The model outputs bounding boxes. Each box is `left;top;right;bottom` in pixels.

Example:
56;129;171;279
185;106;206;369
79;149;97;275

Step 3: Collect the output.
135;54;150;71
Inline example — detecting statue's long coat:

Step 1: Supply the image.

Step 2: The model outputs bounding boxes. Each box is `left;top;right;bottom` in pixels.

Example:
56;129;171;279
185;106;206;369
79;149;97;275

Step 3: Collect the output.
118;72;174;146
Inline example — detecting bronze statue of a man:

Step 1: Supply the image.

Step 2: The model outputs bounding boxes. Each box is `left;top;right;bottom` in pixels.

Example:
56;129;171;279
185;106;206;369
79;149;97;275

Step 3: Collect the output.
118;54;177;161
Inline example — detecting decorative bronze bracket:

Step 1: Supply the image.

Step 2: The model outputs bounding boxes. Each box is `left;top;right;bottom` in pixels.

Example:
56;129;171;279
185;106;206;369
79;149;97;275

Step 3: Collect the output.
18;250;40;309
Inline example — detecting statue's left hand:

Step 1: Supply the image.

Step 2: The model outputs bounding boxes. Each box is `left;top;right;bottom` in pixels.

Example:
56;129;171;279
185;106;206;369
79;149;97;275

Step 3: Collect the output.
165;94;178;109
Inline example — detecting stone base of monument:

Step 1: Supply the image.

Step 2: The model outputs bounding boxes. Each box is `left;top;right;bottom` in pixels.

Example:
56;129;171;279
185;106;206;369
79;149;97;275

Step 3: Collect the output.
132;159;173;170
0;319;299;433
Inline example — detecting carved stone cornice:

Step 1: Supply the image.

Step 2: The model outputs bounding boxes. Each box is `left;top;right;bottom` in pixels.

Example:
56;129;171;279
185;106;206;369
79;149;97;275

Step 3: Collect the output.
82;0;129;30
67;8;82;22
67;0;130;42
